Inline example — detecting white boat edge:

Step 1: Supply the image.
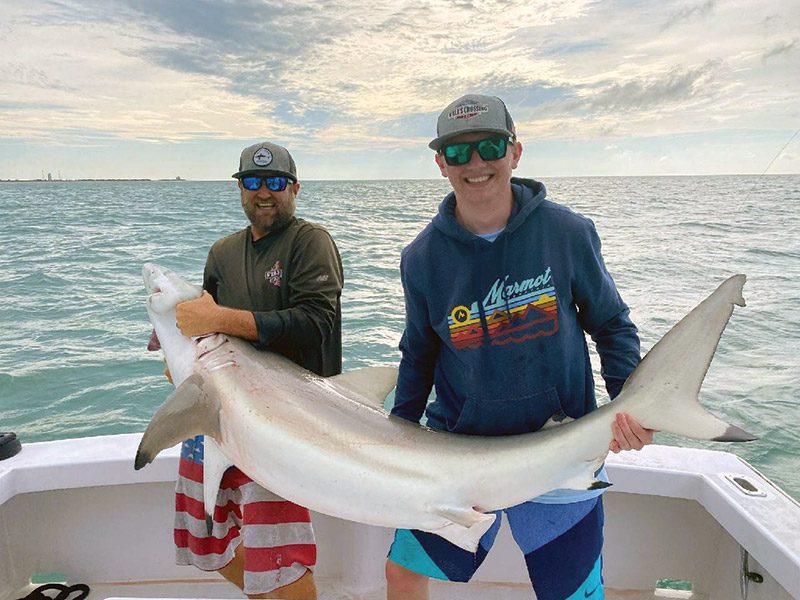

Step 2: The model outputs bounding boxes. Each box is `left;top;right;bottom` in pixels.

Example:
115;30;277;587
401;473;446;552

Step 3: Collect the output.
1;434;799;600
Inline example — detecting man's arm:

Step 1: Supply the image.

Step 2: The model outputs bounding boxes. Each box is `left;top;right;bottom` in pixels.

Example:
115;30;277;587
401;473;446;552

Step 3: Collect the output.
175;291;258;340
391;253;439;423
593;309;653;452
250;227;342;350
571;220;653;452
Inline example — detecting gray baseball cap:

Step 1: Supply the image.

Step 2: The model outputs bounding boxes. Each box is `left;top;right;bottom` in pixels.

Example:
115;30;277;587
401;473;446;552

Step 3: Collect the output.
232;141;297;180
429;94;515;150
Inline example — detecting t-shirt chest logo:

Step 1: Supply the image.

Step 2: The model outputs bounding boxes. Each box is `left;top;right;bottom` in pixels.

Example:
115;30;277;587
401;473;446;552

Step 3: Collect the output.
265;260;283;287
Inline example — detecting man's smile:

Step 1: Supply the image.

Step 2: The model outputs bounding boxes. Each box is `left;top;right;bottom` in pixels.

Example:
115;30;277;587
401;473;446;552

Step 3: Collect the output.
464;174;493;184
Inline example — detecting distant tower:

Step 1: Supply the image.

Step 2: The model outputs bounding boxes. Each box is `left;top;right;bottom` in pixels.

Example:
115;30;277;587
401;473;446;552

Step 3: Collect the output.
47;172;52;181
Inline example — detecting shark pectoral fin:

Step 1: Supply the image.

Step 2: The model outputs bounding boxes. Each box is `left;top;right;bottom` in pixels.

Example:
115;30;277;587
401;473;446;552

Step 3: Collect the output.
329;366;398;409
202;437;234;534
431;507;496;552
134;373;220;470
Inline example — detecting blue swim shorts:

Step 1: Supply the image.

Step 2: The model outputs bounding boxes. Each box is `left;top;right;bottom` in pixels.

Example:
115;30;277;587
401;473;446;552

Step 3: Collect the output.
388;497;604;600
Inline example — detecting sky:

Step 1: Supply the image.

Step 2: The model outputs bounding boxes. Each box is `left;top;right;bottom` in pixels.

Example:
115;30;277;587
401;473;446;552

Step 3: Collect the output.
0;0;798;180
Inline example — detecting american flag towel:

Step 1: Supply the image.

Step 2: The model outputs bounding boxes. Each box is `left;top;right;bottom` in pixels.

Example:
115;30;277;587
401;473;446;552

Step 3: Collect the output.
174;435;316;595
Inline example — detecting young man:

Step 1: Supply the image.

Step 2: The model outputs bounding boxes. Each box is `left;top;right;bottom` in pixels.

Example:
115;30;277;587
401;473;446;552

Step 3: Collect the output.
386;95;653;600
172;141;343;599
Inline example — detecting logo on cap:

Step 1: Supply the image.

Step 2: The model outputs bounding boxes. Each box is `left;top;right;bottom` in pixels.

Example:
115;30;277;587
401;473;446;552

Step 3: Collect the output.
253;147;273;167
448;102;489;121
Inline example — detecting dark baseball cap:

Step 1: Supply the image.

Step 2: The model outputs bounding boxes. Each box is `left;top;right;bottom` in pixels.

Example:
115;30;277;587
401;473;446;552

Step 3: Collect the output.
232;141;297;180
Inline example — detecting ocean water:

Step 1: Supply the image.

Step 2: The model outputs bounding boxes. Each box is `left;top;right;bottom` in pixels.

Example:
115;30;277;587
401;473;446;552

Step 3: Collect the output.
1;176;798;501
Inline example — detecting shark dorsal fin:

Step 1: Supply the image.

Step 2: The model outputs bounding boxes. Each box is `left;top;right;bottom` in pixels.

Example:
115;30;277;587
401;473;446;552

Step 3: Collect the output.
329;366;398;409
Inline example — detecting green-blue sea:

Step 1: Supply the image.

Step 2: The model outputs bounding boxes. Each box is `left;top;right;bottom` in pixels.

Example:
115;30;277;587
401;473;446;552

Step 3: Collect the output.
1;176;798;500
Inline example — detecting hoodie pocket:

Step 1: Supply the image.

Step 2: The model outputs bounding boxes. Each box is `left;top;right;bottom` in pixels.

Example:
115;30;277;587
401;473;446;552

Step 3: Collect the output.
449;387;564;435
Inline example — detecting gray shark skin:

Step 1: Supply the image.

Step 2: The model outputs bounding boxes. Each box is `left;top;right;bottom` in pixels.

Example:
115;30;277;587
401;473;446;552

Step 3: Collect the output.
135;264;755;552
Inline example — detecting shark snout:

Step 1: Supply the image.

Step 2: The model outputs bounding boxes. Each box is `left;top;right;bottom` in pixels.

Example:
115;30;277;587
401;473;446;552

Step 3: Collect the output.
142;263;164;294
142;262;204;311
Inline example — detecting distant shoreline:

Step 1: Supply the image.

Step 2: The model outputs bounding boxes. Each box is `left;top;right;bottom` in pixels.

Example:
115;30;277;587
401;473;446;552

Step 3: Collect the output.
1;174;797;183
0;178;185;183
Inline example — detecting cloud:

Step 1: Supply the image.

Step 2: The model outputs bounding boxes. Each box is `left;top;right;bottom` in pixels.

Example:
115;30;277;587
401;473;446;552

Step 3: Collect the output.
123;0;330;94
763;39;797;61
661;0;715;31
585;61;720;113
0;0;798;178
1;63;76;92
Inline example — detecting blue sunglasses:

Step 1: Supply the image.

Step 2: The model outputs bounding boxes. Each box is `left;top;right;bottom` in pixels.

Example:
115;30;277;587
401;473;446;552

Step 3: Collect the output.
240;175;292;191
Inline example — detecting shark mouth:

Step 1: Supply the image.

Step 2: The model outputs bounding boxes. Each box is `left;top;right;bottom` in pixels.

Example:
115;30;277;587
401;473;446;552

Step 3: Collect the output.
147;329;161;351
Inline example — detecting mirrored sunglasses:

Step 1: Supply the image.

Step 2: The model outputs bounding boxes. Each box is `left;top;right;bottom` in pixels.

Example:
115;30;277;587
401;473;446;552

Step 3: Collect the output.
240;175;291;191
441;136;509;166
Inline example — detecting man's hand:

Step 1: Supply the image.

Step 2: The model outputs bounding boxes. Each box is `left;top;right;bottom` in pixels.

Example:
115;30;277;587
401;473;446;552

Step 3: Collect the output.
610;412;655;453
175;291;222;337
175;291;259;341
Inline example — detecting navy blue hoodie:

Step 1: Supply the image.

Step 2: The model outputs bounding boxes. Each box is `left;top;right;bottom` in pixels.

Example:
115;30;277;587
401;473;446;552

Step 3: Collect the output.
392;177;640;436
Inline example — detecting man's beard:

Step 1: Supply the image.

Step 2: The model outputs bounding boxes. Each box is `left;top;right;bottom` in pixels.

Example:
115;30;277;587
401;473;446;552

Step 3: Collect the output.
242;192;296;234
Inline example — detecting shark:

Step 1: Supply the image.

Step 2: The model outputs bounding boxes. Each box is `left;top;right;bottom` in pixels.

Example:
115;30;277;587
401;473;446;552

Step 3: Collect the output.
135;263;755;552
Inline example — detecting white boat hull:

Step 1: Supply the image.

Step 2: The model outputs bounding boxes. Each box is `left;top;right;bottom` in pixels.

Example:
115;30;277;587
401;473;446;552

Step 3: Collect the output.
1;435;798;599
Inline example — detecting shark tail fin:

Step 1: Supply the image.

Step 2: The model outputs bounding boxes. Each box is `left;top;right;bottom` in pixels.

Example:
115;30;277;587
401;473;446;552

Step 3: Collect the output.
134;373;221;470
619;274;756;442
642;392;757;442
